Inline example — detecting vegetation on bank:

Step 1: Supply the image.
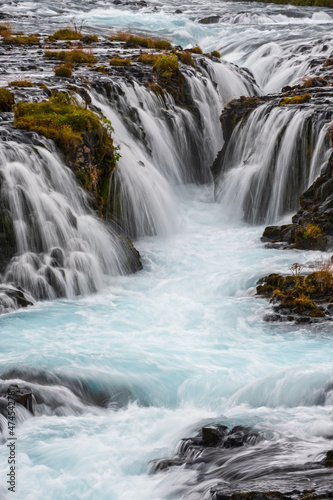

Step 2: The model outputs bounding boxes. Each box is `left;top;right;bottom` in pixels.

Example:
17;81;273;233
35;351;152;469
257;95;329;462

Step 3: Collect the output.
48;28;99;43
44;49;97;64
14;92;119;213
257;258;333;321
153;54;179;79
280;93;311;105
14;92;101;153
9;80;33;88
0;24;40;44
109;57;131;66
54;64;73;78
109;32;173;50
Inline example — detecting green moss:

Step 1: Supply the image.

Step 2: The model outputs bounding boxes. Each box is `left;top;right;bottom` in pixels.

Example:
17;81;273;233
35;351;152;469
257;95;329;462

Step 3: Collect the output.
190;45;203;54
4;34;40;45
109;32;173;50
148;83;165;100
14;92;102;153
280;93;311;105
177;51;195;66
109;57;131;66
0;87;14;112
9;80;33;88
138;52;159;65
44;49;97;64
153;54;179;79
50;28;83;41
211;50;221;58
93;65;109;73
152;39;173;50
82;34;99;43
294;224;326;250
54;64;73;78
14;92;118;215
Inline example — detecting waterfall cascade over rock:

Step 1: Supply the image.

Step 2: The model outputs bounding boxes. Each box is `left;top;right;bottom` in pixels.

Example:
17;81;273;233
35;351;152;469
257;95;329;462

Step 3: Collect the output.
0;1;332;499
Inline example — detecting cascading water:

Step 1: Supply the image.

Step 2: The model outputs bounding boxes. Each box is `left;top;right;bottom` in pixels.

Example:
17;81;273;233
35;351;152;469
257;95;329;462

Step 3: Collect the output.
90;59;257;237
215;100;333;224
0;1;333;499
0;130;128;305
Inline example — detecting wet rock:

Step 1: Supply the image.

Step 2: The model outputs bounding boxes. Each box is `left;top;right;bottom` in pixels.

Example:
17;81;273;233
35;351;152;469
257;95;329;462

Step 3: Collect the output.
325;450;333;467
256;271;333;323
150;424;260;473
199;15;220;24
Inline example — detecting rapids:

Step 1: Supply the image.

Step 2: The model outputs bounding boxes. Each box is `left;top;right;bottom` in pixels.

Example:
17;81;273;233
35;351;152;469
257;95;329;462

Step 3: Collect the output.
0;0;333;499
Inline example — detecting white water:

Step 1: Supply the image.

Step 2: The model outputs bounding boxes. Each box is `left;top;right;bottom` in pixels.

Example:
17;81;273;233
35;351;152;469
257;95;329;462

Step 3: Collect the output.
0;0;333;498
0;136;128;300
0;185;332;499
215;102;333;224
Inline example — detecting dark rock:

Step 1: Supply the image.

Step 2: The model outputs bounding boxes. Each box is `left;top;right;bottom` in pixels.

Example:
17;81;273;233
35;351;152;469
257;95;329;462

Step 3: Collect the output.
199;16;220;24
7;384;33;413
202;425;228;446
325;450;333;466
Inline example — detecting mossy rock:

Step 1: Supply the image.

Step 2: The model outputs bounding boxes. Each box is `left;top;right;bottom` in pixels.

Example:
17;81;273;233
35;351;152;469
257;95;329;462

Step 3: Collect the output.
0;87;14;112
14;92;118;215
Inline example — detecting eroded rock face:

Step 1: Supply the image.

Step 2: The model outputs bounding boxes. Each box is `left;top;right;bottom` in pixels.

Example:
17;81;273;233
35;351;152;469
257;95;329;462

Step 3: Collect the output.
262;149;333;251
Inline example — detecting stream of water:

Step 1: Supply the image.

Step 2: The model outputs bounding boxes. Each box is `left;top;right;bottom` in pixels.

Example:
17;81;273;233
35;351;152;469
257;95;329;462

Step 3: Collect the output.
0;1;333;498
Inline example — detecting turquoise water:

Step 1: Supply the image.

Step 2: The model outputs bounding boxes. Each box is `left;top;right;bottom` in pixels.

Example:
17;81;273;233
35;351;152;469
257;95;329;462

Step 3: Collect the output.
0;185;332;498
0;1;333;497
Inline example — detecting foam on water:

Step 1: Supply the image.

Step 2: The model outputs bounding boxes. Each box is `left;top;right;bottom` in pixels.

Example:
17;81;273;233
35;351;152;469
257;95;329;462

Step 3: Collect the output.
0;185;332;498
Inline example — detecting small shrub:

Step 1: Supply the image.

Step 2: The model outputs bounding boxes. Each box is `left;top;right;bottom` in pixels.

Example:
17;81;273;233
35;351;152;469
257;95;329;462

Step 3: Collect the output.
152;39;173;50
177;51;194;66
109;32;172;50
0;87;14;112
93;65;108;73
305;271;333;295
303;223;322;239
138;52;159;65
82;34;99;43
50;28;82;41
9;80;33;87
280;93;311;105
0;23;11;39
211;50;221;58
190;45;203;54
4;34;40;45
109;57;131;66
54;64;73;78
153;54;179;79
44;49;97;64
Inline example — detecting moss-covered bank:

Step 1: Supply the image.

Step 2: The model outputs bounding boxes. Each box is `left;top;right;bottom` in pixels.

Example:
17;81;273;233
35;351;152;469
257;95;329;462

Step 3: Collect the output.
14;92;118;215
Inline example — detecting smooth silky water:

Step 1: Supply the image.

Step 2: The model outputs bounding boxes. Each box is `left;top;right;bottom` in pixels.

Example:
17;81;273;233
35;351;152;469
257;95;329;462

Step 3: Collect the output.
0;0;333;498
0;185;332;499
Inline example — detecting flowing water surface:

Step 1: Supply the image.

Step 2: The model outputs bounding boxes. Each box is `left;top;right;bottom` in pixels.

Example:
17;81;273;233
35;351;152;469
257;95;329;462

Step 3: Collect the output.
0;1;333;498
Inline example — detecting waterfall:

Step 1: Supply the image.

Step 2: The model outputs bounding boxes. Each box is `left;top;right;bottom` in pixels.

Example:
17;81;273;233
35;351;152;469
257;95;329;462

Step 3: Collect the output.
90;61;258;237
215;102;333;224
0;130;129;304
